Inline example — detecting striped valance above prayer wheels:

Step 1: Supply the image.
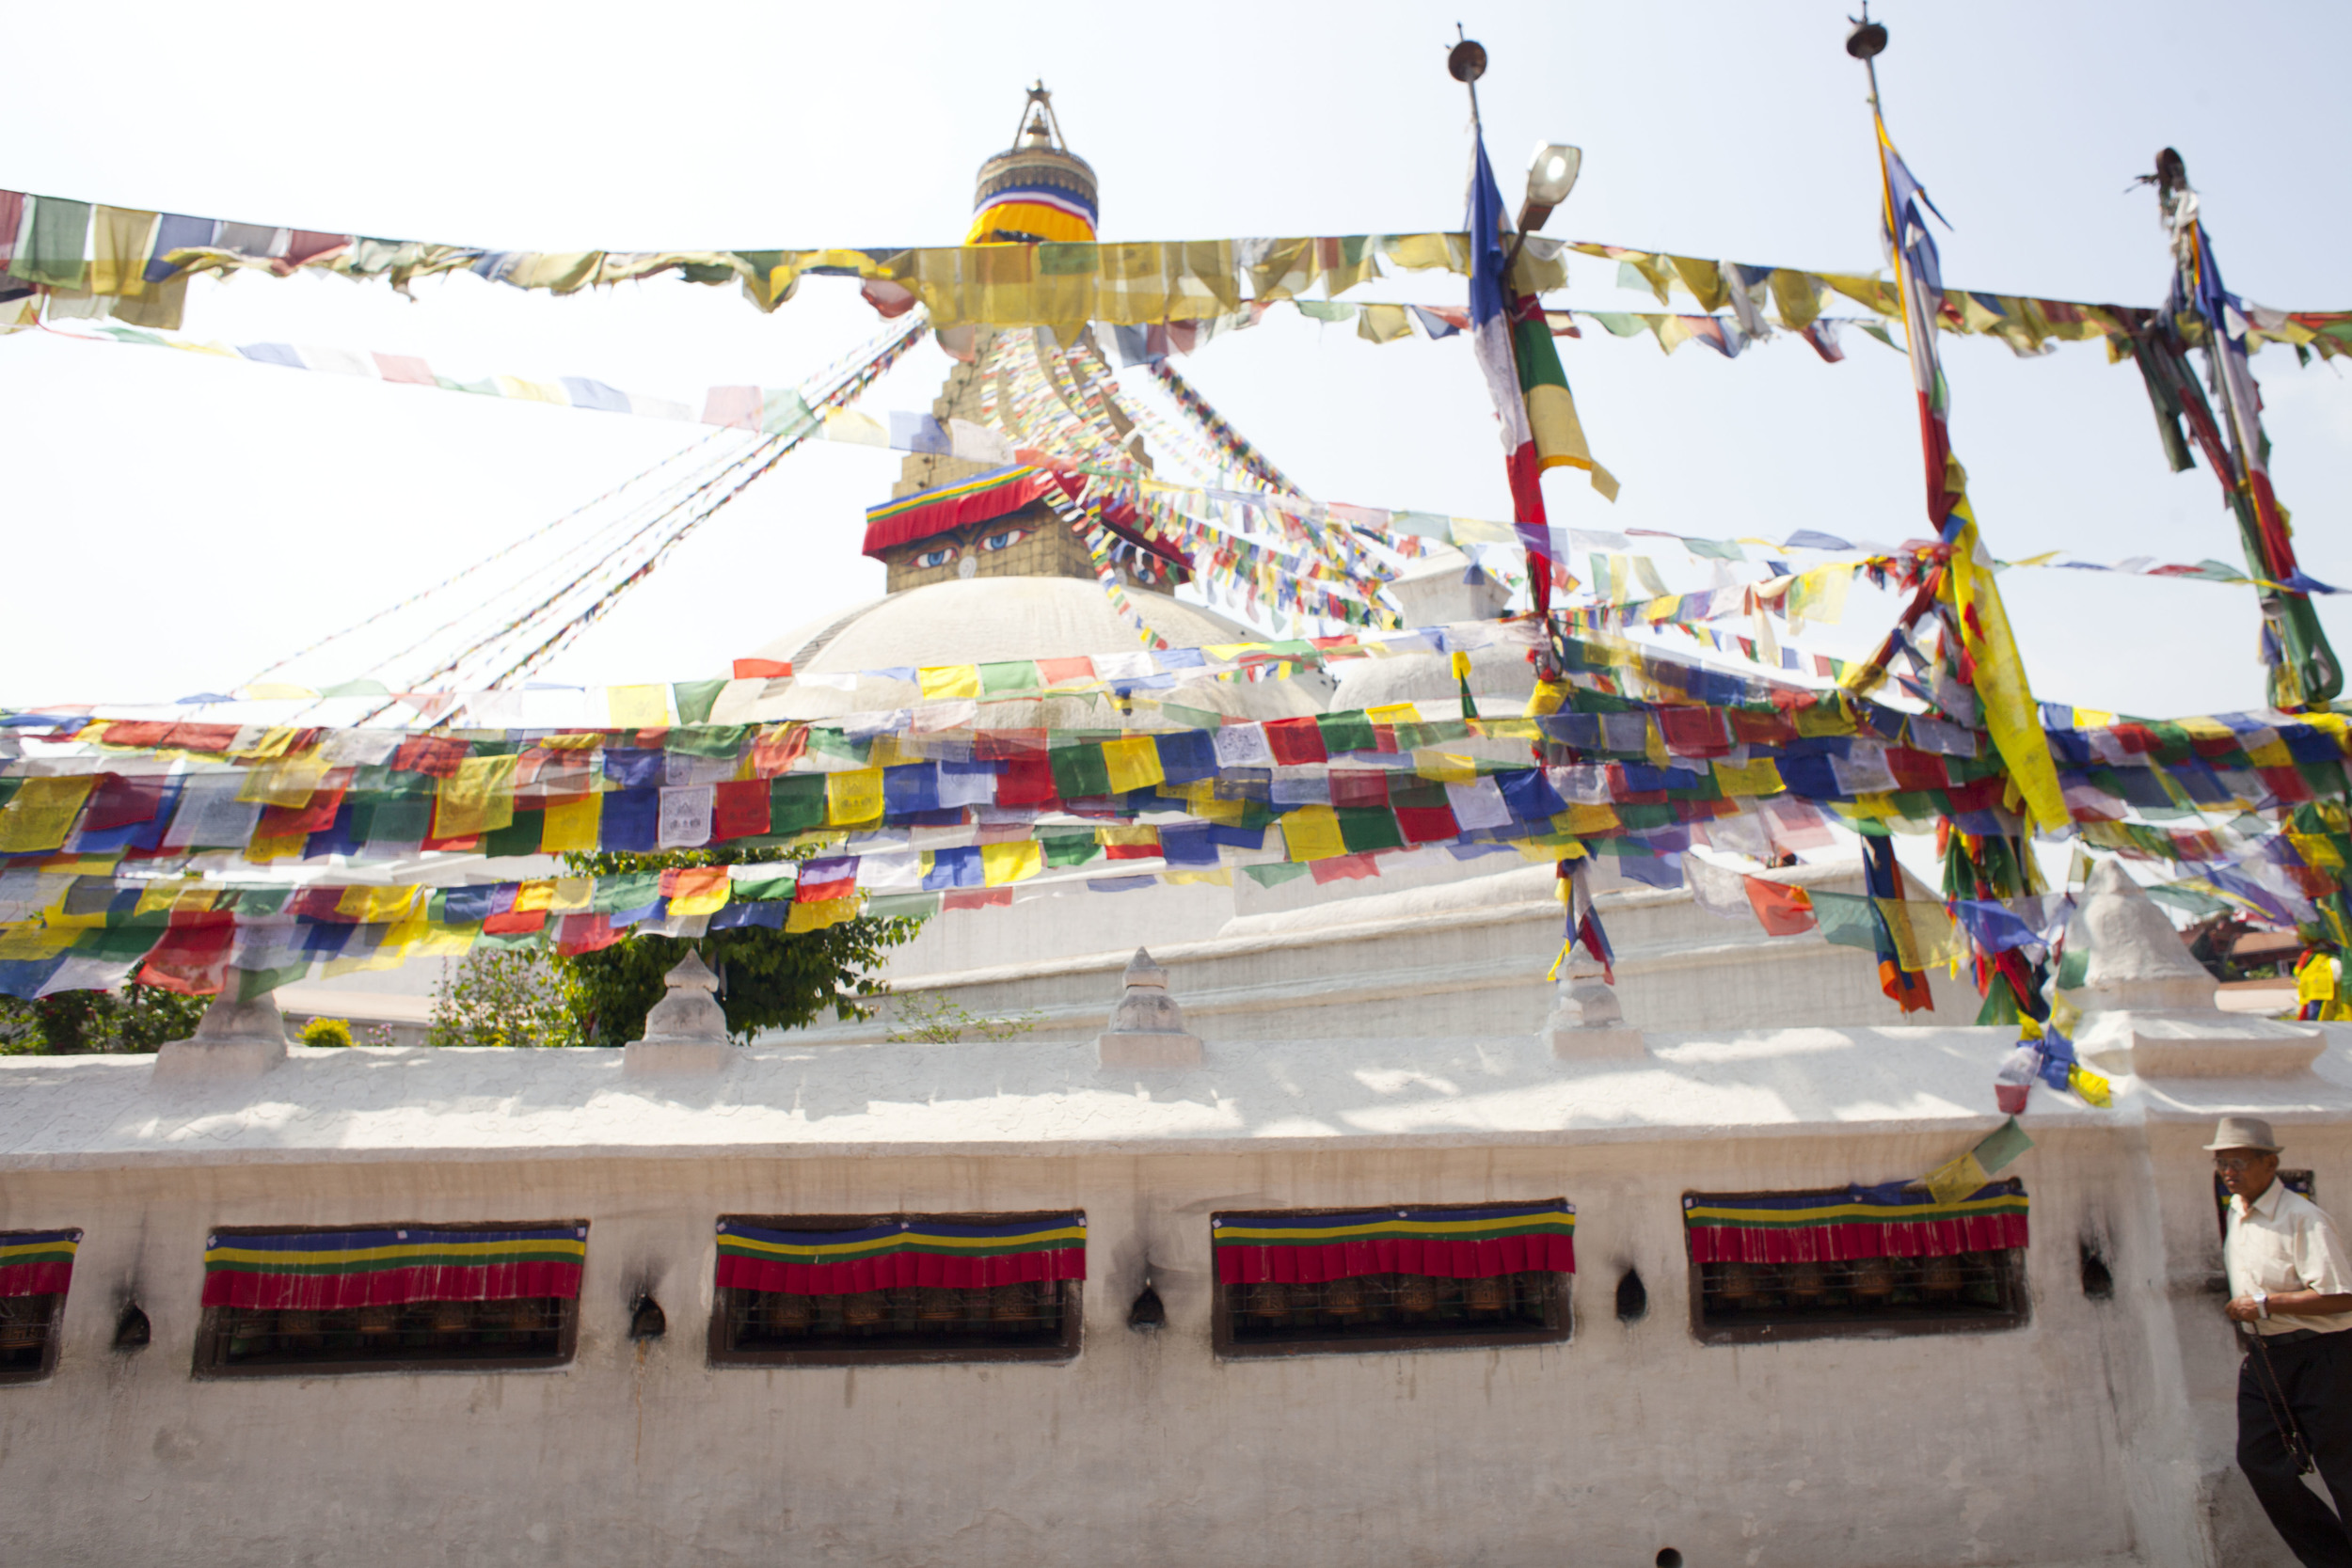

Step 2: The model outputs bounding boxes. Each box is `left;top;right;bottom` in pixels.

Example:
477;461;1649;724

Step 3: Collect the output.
0;1229;81;1297
200;1225;588;1310
1683;1180;2029;1266
1211;1202;1577;1286
714;1214;1087;1296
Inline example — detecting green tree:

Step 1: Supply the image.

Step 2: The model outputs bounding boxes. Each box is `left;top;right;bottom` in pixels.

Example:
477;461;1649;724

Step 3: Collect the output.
558;846;923;1046
0;983;210;1054
427;945;582;1049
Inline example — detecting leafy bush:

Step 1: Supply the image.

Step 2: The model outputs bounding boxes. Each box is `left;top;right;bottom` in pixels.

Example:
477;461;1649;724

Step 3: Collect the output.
884;991;1041;1045
0;983;210;1054
558;846;923;1046
427;946;582;1050
299;1018;355;1049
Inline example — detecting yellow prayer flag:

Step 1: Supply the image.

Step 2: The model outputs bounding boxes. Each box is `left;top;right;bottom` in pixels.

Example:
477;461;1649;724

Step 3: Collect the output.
2292;832;2346;873
549;877;596;915
434;754;519;839
2069;1065;2113;1109
1557;803;1621;837
1712;757;1786;798
917;665;982;701
0;927;77;962
1097;824;1158;848
606;685;669;728
785;895;860;933
1364;704;1421;727
1280;804;1347;863
407;922;479;958
1413;752;1479;784
1102;736;1166;794
233;726;304;760
980;841;1043;887
243;830;309;863
663;867;730;917
541;793;602;853
511;879;556;914
335;885;419;924
1161;868;1232;887
236;755;331;807
1873;897;1969;973
0;776;96;853
1922;1150;1992;1207
135;882;215;918
826;768;884;827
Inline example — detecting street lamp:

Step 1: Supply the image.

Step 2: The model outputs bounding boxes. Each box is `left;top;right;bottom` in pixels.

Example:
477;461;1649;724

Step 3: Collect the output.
1519;143;1581;232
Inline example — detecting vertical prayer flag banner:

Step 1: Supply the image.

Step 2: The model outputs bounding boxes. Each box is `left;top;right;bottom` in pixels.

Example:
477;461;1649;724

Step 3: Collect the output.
1682;1180;2027;1264
1848;115;2064;832
200;1226;588;1309
713;1214;1086;1294
1212;1202;1576;1285
0;1228;81;1297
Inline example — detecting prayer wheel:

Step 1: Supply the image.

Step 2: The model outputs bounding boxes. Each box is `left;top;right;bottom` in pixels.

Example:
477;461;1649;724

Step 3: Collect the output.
1716;1262;1759;1304
916;1287;963;1323
1250;1281;1290;1320
1399;1275;1438;1316
429;1300;471;1336
356;1306;400;1339
1851;1258;1896;1302
768;1291;813;1331
1324;1276;1365;1316
1466;1275;1505;1316
0;1300;45;1350
843;1291;885;1327
1785;1261;1826;1306
991;1284;1038;1323
280;1308;324;1348
1921;1254;1963;1301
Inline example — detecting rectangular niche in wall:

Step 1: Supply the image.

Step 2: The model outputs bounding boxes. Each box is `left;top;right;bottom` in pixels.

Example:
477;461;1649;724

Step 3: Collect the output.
1684;1180;2030;1344
0;1228;82;1385
193;1223;587;1377
709;1212;1086;1367
1210;1200;1576;1357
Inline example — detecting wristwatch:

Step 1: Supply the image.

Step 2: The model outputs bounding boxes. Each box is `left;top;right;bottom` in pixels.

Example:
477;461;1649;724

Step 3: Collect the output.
2254;1290;2270;1320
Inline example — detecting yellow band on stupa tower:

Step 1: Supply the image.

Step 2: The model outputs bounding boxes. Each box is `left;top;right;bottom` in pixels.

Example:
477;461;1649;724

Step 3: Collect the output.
966;82;1098;245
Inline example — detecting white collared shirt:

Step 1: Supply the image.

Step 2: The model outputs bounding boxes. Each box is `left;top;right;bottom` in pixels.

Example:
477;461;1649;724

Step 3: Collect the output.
2225;1180;2352;1336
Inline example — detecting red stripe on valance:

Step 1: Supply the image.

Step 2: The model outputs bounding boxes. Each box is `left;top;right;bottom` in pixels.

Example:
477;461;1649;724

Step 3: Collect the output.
201;1260;583;1311
0;1261;72;1298
1686;1213;2027;1266
717;1247;1084;1297
861;469;1069;557
1215;1233;1575;1287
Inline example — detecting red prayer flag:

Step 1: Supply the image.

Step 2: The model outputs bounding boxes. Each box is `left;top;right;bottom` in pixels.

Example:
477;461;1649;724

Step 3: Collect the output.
1263;717;1328;766
711;779;771;841
136;917;234;996
1741;878;1818;937
733;658;792;679
84;773;167;831
1393;805;1461;844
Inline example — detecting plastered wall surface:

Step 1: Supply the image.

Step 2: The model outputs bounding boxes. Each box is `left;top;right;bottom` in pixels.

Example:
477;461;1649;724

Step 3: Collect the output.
0;1123;2299;1568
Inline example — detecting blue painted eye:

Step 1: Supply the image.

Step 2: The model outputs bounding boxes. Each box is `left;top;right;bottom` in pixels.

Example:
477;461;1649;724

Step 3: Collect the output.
977;529;1028;553
916;546;958;569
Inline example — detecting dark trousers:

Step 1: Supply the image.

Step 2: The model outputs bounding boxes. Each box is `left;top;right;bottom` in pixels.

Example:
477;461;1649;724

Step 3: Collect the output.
2241;1329;2352;1567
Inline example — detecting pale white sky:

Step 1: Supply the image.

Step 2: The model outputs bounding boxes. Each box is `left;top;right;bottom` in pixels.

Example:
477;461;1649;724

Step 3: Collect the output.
4;0;2348;722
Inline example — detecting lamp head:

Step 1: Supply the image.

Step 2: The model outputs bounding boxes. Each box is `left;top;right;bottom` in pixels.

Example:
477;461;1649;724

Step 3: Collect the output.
1519;143;1581;232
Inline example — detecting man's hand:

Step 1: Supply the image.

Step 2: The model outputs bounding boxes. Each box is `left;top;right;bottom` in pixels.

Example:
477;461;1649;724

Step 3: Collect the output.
2227;1294;2267;1323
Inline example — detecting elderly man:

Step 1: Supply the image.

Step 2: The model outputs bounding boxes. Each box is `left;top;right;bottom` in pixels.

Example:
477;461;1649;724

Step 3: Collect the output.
2217;1115;2352;1566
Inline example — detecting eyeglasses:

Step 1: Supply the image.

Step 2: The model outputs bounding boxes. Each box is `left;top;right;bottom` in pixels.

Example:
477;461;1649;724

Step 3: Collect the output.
2214;1156;2272;1173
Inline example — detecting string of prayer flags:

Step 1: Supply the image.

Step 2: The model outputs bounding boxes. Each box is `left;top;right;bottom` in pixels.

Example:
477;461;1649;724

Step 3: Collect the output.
1921;1117;2036;1206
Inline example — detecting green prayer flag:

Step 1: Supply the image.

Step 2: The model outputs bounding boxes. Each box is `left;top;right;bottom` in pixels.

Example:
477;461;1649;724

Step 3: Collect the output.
236;960;311;1002
769;774;827;834
866;892;941;920
483;810;545;859
367;796;434;845
1244;862;1311;889
761;388;814;437
1316;710;1375;756
672;681;728;727
1335;806;1405;854
979;661;1041;695
666;722;750;758
1971;1116;2035;1176
591;872;661;914
9;196;89;289
1040;830;1102;869
1808;890;1882;954
730;873;797;902
1049;744;1111;800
